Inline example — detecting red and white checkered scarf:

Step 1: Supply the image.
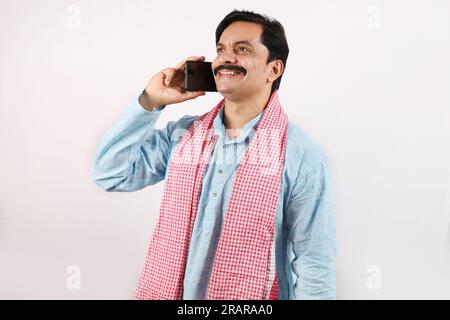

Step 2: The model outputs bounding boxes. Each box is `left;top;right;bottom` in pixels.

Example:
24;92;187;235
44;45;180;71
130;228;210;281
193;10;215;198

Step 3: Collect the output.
134;90;288;300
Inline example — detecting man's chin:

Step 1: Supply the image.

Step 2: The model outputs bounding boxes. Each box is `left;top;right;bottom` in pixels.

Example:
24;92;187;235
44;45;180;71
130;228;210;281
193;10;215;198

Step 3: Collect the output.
217;85;240;97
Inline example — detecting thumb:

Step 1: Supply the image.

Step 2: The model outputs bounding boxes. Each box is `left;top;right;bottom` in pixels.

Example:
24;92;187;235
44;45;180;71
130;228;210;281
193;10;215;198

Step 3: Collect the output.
163;69;175;86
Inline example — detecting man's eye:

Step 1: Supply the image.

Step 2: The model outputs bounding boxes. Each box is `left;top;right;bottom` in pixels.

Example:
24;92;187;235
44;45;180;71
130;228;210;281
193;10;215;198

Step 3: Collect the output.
216;48;223;53
237;47;249;53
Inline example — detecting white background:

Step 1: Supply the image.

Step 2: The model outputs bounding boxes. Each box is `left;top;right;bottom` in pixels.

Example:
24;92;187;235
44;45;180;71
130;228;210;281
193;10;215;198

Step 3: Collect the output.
0;0;449;299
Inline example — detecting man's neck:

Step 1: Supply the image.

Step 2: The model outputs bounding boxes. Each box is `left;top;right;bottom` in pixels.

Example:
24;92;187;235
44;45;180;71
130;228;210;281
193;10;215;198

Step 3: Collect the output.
222;90;271;139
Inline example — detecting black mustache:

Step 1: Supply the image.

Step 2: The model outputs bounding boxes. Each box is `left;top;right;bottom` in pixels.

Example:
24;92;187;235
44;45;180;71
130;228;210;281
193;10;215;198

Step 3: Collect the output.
214;65;247;76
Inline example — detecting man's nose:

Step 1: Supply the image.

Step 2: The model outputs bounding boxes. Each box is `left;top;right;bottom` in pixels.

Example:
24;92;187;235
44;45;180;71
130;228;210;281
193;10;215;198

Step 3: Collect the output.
218;49;237;64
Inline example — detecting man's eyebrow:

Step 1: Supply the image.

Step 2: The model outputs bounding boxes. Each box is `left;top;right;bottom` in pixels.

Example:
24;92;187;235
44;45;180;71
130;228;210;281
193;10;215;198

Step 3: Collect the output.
216;40;253;47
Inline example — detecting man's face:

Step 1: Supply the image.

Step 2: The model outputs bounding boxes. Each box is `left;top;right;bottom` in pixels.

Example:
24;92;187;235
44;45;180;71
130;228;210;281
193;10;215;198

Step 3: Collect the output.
212;21;272;98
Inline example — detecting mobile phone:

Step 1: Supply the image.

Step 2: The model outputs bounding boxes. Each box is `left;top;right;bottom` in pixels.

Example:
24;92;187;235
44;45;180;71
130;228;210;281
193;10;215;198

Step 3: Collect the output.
184;61;218;92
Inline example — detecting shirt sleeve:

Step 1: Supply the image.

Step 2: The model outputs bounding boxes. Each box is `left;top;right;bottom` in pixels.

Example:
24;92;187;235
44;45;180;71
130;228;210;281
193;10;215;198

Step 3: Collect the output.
92;95;171;192
286;148;337;299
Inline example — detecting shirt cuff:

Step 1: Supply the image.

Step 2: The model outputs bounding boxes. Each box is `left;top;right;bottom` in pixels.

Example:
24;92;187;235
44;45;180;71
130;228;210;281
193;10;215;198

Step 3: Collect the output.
132;94;167;114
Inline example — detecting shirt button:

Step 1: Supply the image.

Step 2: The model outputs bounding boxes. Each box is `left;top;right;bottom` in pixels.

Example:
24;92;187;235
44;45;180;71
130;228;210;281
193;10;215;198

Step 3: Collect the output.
218;169;223;174
212;192;217;197
223;144;229;149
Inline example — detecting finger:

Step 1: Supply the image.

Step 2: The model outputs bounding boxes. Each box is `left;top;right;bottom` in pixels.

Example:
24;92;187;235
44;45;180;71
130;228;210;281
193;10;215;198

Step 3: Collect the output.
175;55;206;70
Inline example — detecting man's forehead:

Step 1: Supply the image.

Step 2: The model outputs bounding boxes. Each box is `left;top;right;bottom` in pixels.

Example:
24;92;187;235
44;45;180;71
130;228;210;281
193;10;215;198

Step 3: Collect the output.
218;21;263;46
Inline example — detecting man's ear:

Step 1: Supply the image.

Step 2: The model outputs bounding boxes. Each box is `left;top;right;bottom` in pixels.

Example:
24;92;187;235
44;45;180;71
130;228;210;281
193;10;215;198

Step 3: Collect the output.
267;60;284;83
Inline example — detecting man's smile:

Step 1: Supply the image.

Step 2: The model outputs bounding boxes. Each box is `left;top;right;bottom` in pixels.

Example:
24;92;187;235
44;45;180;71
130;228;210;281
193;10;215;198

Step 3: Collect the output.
214;65;247;79
217;69;245;78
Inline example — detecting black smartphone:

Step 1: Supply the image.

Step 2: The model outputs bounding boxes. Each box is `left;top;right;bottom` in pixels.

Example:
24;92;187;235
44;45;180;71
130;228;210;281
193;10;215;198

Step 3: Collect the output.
184;61;218;92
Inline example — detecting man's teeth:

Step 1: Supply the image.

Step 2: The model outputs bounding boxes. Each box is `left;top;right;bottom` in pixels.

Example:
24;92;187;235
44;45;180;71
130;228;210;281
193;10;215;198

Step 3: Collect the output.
219;70;242;75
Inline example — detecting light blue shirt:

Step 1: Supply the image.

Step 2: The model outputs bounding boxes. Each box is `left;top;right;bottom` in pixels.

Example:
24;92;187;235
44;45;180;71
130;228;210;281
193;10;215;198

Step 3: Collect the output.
92;95;337;300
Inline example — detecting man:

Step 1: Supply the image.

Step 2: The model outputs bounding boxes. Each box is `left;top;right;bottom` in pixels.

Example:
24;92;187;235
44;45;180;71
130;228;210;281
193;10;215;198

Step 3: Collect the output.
93;10;336;300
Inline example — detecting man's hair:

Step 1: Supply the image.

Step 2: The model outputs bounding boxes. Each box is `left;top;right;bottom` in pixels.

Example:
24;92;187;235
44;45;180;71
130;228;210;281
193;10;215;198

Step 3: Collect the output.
215;10;289;93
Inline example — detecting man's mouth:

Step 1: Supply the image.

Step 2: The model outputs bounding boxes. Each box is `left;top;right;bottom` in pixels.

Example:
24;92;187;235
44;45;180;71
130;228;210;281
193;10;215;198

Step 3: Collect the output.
215;66;246;78
218;70;244;77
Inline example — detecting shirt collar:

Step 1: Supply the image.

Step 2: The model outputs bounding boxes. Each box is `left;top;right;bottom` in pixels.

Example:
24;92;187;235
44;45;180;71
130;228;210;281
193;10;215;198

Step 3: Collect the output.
213;106;263;145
